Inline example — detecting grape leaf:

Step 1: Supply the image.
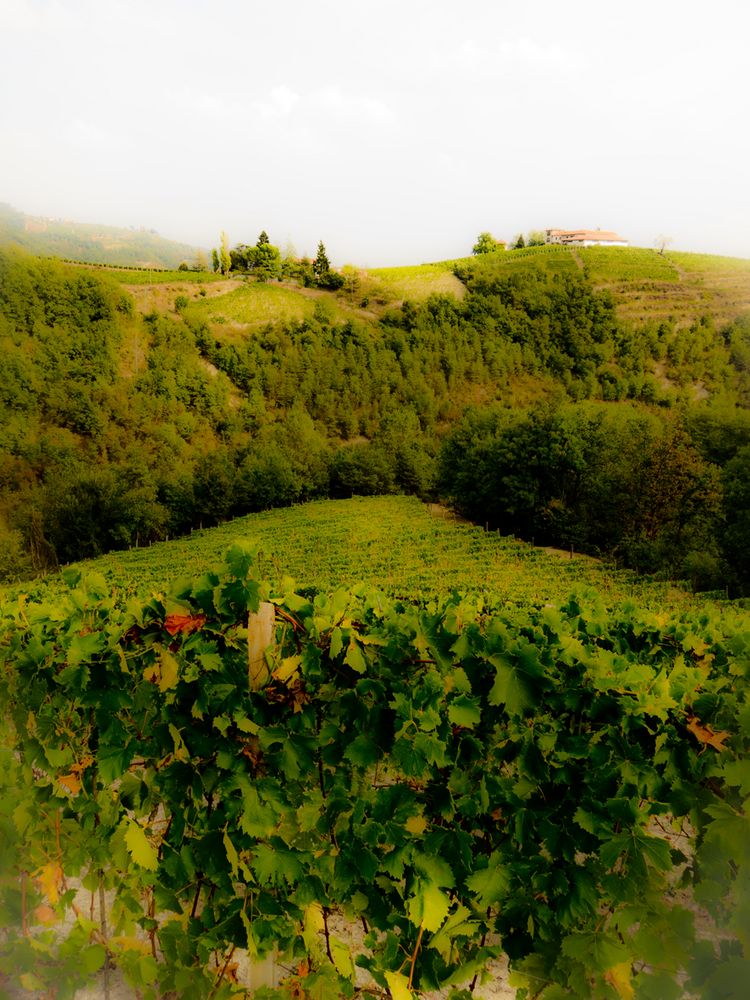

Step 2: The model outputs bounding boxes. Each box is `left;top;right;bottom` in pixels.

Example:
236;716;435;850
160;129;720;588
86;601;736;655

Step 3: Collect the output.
124;821;158;871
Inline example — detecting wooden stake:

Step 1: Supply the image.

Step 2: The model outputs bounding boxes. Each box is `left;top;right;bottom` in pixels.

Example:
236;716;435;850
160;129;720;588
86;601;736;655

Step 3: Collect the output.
248;602;275;690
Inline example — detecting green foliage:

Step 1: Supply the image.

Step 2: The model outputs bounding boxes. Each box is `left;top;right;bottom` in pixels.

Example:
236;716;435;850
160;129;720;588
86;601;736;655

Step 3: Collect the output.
313;241;344;290
472;232;505;255
0;551;747;997
439;402;725;583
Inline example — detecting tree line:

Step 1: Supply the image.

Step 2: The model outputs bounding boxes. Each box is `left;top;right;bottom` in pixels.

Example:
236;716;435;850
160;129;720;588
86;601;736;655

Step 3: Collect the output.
210;230;344;290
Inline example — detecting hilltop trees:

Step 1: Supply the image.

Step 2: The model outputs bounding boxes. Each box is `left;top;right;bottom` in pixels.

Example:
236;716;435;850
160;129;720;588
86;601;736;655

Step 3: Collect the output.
230;231;282;281
472;232;505;255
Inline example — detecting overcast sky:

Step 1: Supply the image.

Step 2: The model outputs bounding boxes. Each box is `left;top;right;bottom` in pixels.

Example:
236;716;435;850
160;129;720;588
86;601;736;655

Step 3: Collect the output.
2;0;749;266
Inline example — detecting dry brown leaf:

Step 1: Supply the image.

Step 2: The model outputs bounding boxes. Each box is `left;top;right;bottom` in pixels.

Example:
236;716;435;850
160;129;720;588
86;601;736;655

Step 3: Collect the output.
686;714;732;752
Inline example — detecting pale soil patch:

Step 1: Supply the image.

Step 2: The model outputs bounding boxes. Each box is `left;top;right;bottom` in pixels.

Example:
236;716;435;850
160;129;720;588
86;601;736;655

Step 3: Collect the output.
123;278;244;316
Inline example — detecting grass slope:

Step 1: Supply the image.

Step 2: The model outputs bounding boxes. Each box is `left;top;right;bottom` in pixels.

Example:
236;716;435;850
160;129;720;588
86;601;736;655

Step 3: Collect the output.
368;260;468;302
27;495;713;613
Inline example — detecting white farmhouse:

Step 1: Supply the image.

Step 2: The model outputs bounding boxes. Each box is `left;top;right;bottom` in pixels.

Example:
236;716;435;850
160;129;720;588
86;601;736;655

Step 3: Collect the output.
545;228;629;247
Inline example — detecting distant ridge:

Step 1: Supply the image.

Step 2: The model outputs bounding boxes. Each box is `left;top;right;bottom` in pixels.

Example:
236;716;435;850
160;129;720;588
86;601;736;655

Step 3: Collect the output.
0;202;204;269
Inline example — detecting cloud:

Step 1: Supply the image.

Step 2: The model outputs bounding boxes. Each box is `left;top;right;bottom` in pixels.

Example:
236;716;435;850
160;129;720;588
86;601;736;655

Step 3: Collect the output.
306;85;392;123
67;117;128;153
253;85;301;120
450;36;573;77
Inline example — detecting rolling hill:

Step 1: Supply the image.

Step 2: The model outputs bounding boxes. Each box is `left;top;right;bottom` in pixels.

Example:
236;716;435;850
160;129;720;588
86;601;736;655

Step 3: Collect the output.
0;201;204;269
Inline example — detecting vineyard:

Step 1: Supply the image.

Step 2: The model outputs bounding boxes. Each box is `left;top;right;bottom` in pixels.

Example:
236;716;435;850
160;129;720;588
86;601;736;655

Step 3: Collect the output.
17;496;715;613
0;502;748;999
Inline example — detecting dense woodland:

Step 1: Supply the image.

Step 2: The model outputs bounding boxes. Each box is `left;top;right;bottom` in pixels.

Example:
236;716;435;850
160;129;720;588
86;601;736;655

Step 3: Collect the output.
1;246;750;592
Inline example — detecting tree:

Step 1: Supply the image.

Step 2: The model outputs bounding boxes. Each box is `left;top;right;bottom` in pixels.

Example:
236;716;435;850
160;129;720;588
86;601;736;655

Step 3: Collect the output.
313;241;344;290
211;248;220;273
512;233;526;249
527;230;546;247
194;249;208;272
313;241;331;284
252;231;281;282
472;232;505;255
219;231;231;275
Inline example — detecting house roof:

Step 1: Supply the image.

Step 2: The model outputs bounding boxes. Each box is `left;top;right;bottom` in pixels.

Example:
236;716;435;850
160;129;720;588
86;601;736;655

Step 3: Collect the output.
547;228;627;242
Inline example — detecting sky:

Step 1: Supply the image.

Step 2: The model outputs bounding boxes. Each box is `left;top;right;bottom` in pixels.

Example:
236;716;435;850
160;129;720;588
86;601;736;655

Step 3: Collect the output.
1;0;749;266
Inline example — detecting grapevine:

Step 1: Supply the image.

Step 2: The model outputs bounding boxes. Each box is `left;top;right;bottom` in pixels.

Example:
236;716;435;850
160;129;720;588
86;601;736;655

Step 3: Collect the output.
0;542;747;999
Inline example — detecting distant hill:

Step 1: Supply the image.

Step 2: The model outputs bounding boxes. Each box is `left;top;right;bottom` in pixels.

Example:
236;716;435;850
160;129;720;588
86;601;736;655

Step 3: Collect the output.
0;202;204;269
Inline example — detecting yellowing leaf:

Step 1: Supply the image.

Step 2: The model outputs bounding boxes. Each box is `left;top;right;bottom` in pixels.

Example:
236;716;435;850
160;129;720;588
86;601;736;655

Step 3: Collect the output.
605;961;635;1000
110;935;151;955
330;936;354;977
144;648;180;692
274;654;302;684
384;970;413;1000
405;815;428;836
223;829;240;879
168;723;189;762
406;882;450;933
57;772;82;796
124;821;159;871
34;862;63;905
158;650;180;692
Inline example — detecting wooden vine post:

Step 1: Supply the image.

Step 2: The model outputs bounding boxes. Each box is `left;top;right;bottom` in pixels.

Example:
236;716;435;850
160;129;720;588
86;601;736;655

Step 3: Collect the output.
246;600;280;989
248;602;276;690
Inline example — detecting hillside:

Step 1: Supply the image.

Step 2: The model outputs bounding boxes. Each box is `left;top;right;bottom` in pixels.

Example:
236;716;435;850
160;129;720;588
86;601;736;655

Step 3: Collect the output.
25;494;708;613
93;242;750;333
0;201;204;269
2;242;750;594
453;244;750;328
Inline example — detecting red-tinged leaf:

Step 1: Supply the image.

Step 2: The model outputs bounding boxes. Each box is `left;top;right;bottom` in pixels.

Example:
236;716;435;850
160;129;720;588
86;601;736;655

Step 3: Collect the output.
164;613;207;636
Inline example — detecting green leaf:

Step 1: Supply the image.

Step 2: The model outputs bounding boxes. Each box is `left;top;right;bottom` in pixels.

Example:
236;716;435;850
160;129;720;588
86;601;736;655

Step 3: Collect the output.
561;930;630;972
448;695;482;729
329;627;344;660
486;648;542;715
465;857;510;907
384;970;414;1000
720;759;750;797
80;943;107;974
157;649;179;692
344;734;379;767
406;882;451;932
223;830;240;879
427;904;476;960
124;821;158;871
345;638;367;673
97;744;134;783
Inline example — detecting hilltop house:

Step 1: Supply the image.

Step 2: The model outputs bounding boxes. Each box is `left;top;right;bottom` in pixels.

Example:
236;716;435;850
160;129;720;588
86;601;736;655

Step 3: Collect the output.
545;228;628;248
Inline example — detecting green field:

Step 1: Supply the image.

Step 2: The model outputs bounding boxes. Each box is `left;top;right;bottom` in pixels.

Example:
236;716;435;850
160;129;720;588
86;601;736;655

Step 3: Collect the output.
23;495;717;614
183;280;368;331
579;245;681;282
368;260;468;301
